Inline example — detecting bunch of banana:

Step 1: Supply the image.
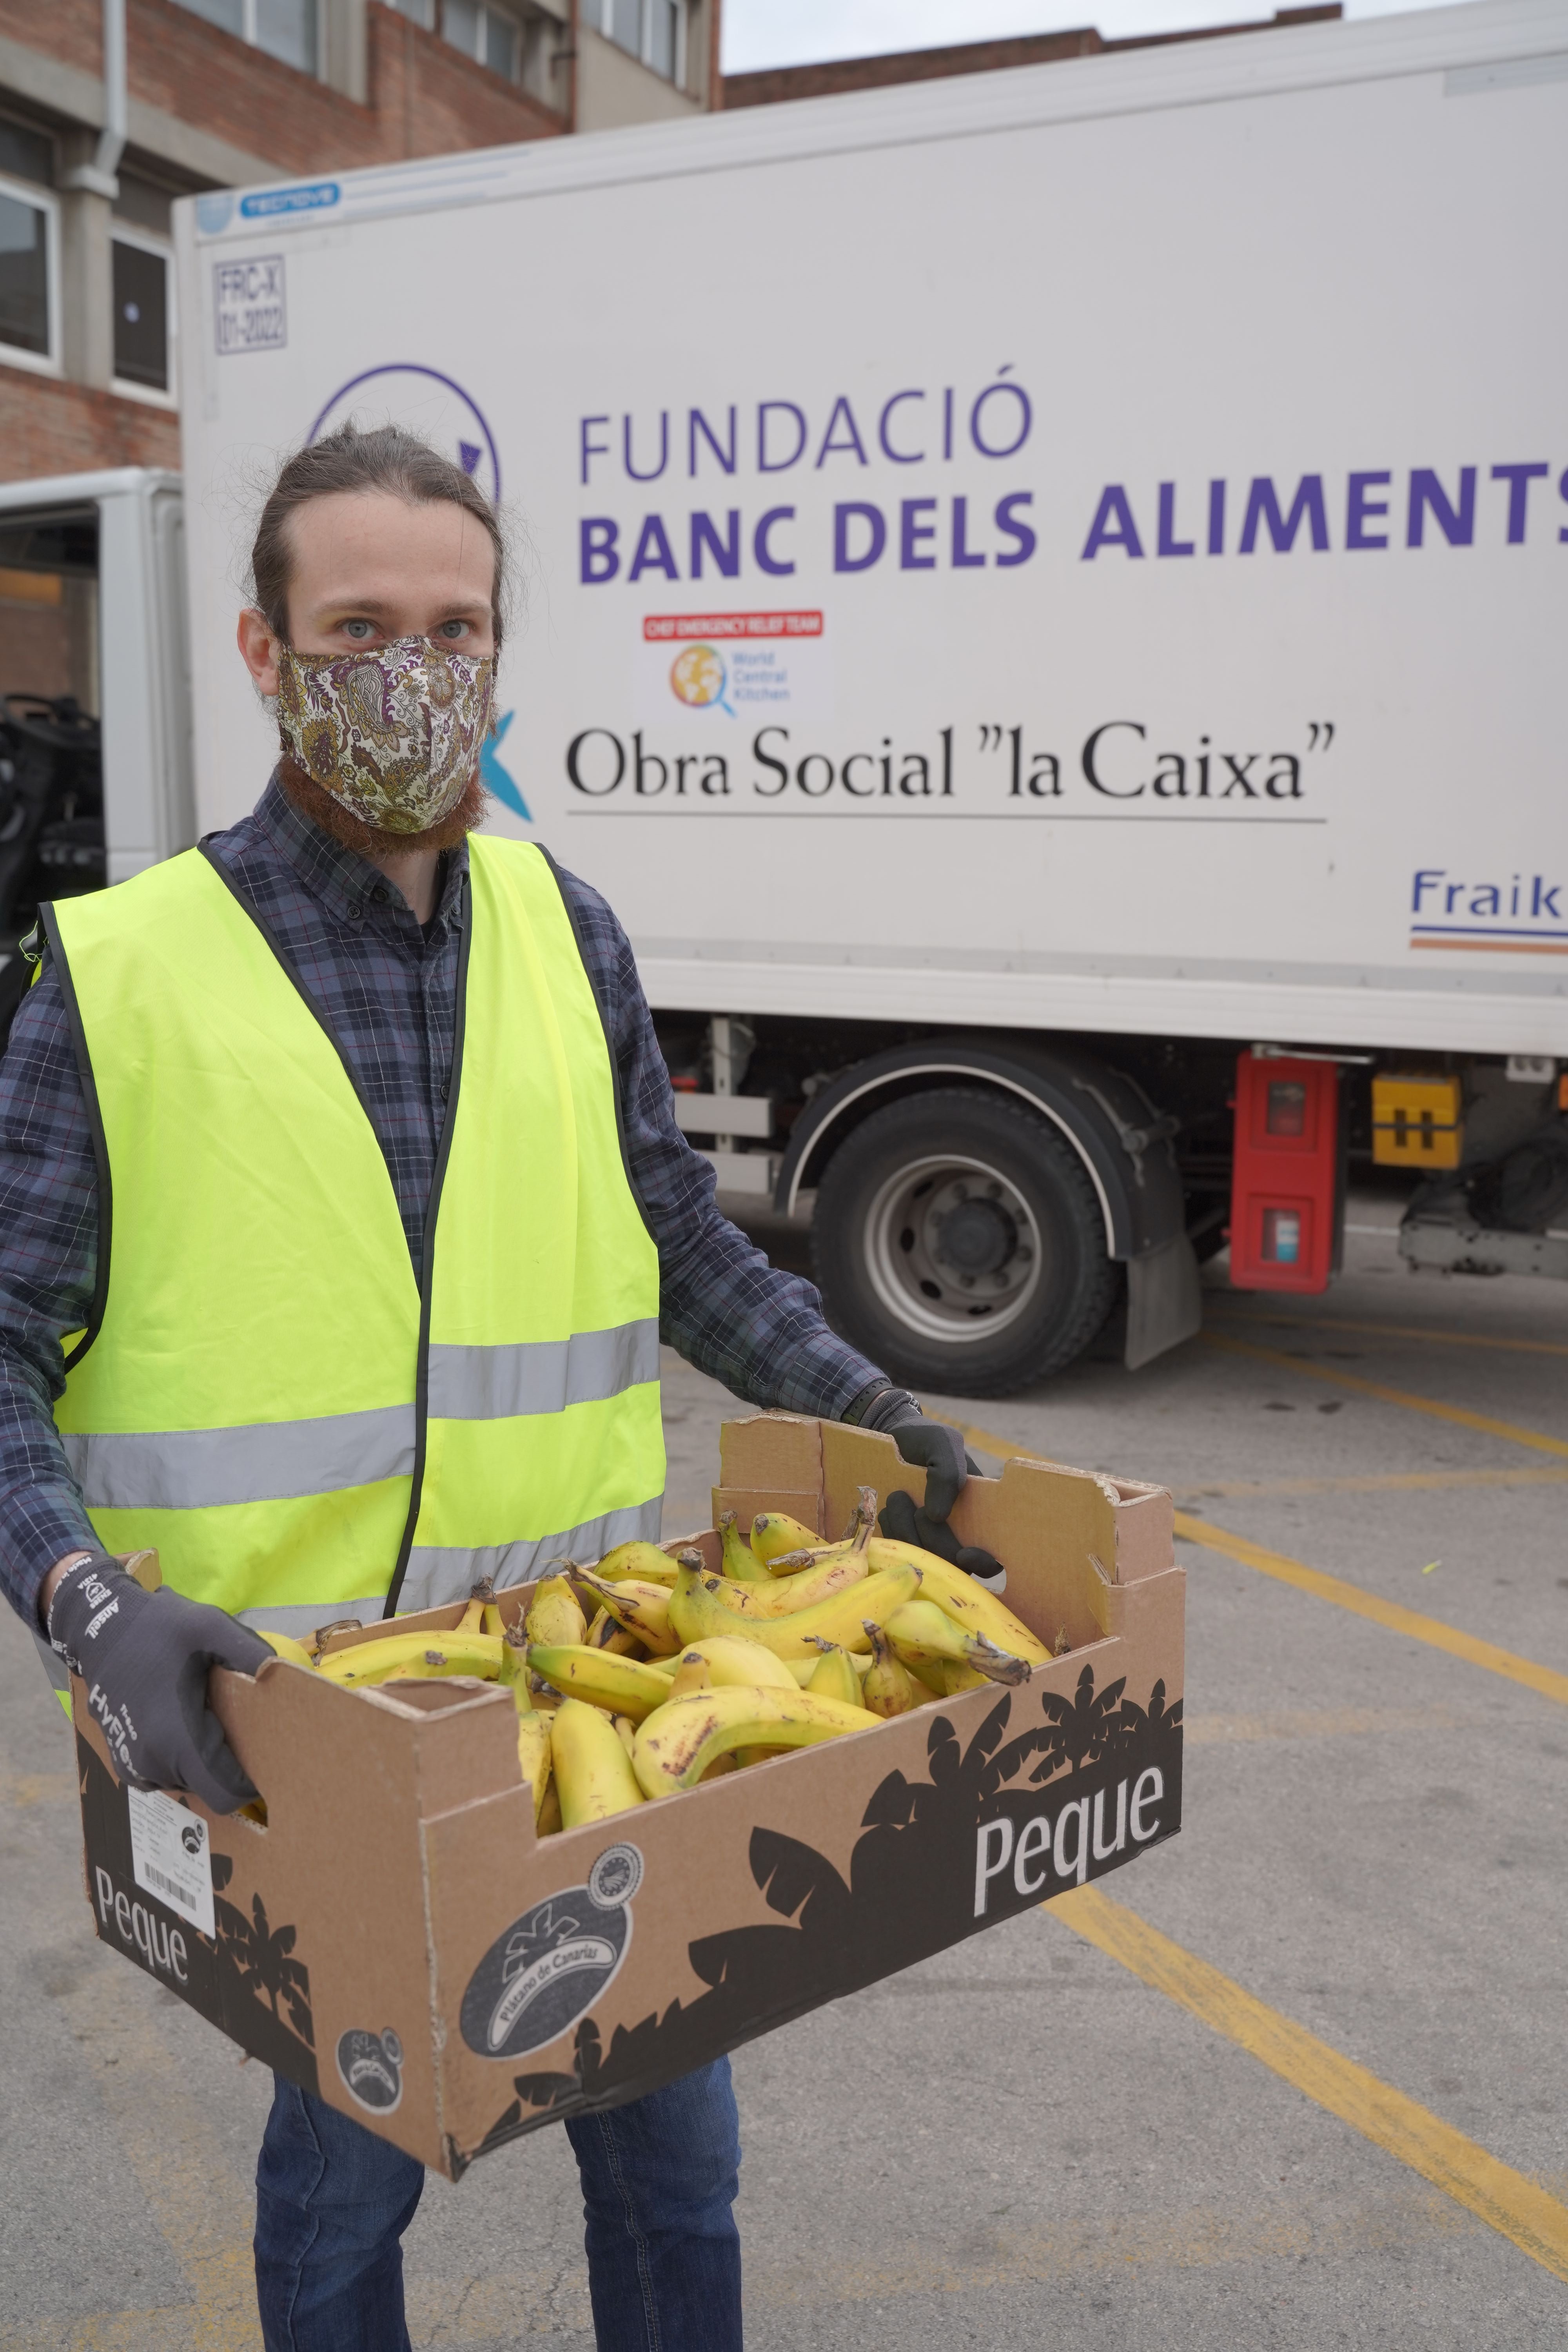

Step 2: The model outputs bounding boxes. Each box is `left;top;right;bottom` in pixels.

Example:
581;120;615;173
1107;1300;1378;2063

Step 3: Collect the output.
882;1597;1032;1686
669;1551;924;1662
262;1517;1049;1837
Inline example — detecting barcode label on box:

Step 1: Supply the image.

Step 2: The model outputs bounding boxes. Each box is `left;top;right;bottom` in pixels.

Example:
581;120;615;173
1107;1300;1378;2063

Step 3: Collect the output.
127;1786;215;1938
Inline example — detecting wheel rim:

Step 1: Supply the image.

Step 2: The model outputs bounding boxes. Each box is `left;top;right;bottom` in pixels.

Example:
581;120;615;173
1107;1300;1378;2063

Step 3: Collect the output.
862;1154;1046;1346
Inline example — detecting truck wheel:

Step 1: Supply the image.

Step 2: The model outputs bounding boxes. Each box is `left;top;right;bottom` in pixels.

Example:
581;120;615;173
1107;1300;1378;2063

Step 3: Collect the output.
811;1087;1118;1396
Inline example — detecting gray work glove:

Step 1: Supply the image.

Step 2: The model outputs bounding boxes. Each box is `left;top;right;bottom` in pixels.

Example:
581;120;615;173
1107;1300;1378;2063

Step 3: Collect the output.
854;1388;1007;1591
48;1555;270;1813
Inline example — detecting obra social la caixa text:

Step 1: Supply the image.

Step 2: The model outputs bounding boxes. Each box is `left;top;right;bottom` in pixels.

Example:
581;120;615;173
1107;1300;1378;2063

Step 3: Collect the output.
563;722;1331;805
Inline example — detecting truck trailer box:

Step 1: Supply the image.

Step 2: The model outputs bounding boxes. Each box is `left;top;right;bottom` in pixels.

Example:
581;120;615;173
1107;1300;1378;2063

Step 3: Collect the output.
71;1416;1183;2178
174;0;1568;1060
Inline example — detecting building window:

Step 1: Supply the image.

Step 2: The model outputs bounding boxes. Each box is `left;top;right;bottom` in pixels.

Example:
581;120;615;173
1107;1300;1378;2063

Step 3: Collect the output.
0;118;54;190
111;234;171;394
169;0;320;76
441;0;523;80
0;175;56;366
601;0;684;83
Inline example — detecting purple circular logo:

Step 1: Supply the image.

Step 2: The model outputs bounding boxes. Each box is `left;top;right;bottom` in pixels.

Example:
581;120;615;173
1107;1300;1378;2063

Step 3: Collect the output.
307;365;501;505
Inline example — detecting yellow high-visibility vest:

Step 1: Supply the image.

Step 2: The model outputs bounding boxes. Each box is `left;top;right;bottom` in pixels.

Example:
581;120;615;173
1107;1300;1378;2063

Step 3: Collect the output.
45;835;664;1643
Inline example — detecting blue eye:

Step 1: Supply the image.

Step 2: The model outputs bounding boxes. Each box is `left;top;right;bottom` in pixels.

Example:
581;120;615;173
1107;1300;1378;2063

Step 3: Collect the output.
343;619;374;640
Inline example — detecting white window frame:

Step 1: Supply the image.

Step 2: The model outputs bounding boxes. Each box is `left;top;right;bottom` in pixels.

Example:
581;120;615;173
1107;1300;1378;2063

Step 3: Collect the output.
174;0;324;78
440;0;520;80
0;171;61;378
599;0;685;85
109;221;178;409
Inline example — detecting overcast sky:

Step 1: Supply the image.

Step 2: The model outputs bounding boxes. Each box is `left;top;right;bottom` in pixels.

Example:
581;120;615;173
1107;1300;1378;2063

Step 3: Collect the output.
721;0;1471;72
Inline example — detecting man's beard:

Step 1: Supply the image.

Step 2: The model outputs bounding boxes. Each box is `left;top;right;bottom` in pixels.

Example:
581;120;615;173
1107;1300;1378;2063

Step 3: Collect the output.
278;755;487;858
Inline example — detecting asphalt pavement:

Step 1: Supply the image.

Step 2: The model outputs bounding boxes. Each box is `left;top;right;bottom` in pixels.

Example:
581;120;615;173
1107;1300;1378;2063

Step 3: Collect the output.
2;1189;1565;2348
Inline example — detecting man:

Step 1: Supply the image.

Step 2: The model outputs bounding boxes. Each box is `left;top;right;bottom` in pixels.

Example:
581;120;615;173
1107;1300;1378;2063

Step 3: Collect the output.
0;426;980;2352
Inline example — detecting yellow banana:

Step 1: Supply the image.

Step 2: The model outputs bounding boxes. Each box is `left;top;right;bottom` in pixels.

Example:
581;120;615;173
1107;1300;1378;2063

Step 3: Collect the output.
673;1634;797;1690
536;1775;563;1835
316;1631;506;1687
763;1485;877;1573
610;1713;638;1759
719;1510;772;1583
666;1650;713;1700
699;1546;869;1621
633;1684;882;1797
498;1622;529;1686
586;1604;645;1657
255;1627;317;1670
455;1584;490;1636
866;1539;1051;1665
526;1643;676;1722
515;1694;552;1825
859;1622;917;1718
884;1597;1031;1685
481;1602;506;1640
670;1558;921;1661
751;1510;823;1563
804;1641;862;1708
551;1697;647;1826
573;1570;681;1656
931;1657;991;1696
901;1651;948;1699
586;1539;680;1588
526;1573;587;1650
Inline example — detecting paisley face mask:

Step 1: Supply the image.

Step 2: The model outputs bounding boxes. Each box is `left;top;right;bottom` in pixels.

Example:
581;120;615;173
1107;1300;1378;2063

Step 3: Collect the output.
275;637;495;835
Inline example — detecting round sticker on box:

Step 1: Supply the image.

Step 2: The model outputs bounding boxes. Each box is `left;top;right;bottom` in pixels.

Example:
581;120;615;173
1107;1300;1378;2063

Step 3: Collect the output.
460;1844;643;2061
336;2027;403;2113
588;1842;642;1909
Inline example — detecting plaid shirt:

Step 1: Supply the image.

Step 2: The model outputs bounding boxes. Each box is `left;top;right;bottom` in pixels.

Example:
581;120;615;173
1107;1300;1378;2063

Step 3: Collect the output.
0;777;884;1624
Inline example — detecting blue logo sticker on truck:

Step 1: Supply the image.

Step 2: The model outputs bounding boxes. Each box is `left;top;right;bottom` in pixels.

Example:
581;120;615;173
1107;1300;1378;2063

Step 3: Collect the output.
240;181;340;220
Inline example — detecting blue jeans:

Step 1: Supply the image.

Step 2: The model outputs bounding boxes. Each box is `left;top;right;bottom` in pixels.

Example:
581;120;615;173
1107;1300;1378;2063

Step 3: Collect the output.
254;2058;742;2351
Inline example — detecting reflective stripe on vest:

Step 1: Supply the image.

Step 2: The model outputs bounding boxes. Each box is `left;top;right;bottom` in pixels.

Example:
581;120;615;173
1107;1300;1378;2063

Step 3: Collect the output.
49;835;664;1621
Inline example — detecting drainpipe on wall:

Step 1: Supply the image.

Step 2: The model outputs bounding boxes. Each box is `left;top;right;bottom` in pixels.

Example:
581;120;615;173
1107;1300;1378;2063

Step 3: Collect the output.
63;0;127;197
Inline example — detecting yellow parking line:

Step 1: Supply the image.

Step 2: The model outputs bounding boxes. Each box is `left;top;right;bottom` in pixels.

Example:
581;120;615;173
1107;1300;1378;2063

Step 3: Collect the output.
1048;1884;1568;2283
1212;1310;1568;1359
1201;1332;1568;1460
1172;1512;1568;1708
1173;1467;1568;1500
957;1422;1568;1708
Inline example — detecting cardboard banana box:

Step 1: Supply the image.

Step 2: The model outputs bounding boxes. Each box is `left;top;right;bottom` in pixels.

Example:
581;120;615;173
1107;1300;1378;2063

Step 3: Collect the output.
70;1414;1185;2178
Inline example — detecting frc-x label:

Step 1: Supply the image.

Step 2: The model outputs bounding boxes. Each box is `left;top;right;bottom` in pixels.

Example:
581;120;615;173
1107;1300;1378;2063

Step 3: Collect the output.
213;256;285;354
126;1787;216;1938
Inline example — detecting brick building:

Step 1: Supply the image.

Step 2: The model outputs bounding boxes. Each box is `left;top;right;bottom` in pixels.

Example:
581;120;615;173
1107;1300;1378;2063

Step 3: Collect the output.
0;0;721;485
722;5;1338;109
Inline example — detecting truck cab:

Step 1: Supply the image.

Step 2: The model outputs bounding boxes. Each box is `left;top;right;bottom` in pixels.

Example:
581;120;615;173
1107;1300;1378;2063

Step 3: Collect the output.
0;468;193;1027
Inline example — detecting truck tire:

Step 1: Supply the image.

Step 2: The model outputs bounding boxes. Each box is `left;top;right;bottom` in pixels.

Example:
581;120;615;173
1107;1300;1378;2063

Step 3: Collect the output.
811;1087;1118;1396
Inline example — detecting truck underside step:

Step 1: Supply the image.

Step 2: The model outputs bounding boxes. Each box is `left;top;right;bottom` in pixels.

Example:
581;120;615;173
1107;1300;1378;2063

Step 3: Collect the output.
1399;1217;1568;1281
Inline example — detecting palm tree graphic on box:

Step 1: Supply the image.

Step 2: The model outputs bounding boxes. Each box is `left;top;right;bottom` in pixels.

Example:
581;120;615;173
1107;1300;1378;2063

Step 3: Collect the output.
479;1663;1182;2156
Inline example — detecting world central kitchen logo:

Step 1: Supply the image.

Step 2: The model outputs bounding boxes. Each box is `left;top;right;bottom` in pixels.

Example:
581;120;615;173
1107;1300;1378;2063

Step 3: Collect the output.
638;610;828;726
1410;867;1567;953
460;1844;642;2060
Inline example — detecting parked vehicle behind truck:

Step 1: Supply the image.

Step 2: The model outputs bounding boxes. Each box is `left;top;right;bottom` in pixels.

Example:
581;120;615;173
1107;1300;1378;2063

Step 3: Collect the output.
5;0;1564;1394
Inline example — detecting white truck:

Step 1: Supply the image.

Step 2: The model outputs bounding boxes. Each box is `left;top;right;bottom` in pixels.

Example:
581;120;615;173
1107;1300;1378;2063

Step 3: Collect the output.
4;0;1565;1393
